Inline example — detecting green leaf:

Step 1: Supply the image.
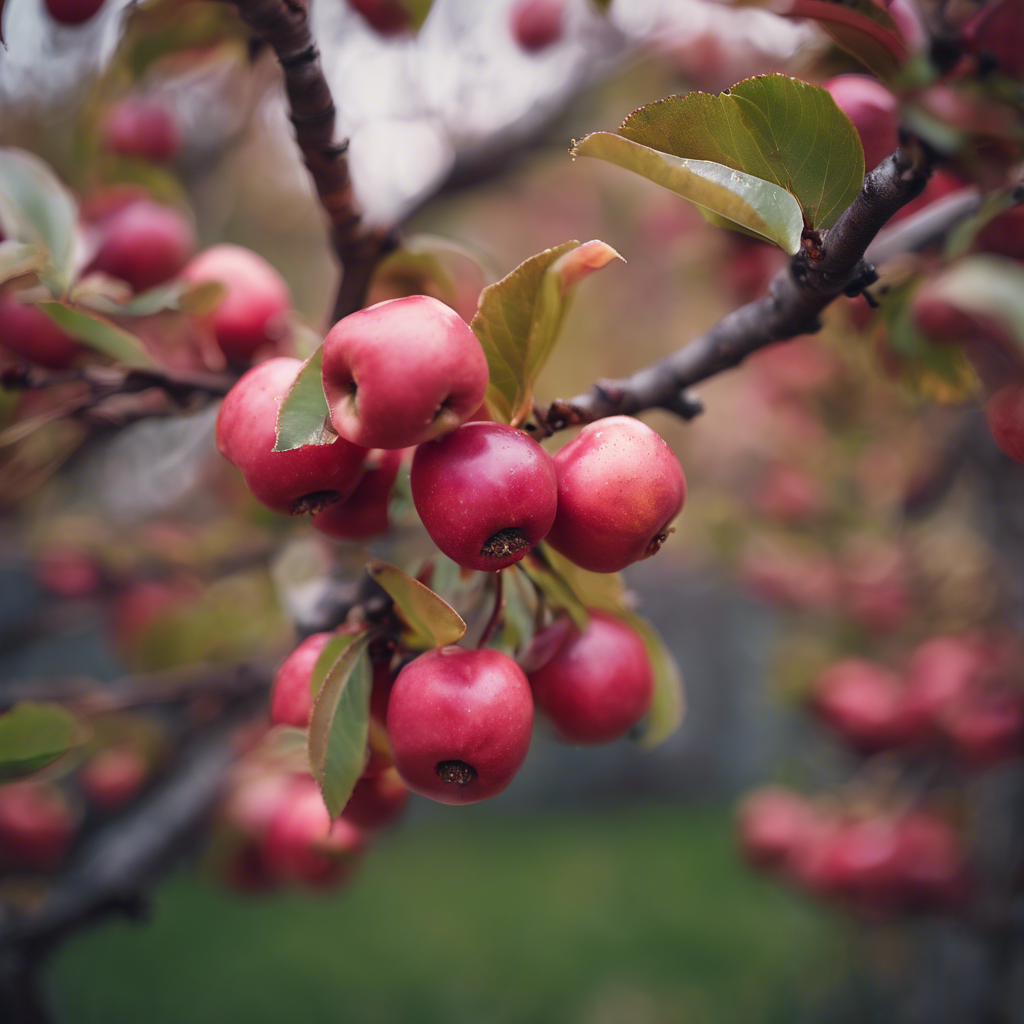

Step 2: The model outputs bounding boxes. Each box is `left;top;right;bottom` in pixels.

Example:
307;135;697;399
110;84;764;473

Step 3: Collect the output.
472;240;623;425
618;613;686;750
0;240;46;287
0;702;89;781
309;630;364;701
576;75;865;243
396;0;434;31
542;545;630;615
307;634;373;819
367;559;467;649
274;347;335;450
35;302;156;367
77;278;228;318
0;148;81;295
516;551;590;632
574;134;804;253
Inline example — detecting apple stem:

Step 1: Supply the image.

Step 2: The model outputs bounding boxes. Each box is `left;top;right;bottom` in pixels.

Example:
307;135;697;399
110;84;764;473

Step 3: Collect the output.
477;570;506;649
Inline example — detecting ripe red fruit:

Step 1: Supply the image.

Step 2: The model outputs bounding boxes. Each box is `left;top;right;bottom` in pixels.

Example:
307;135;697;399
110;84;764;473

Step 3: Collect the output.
811;659;917;753
100;99;180;163
894;812;967;910
347;0;411;34
321;295;489;449
263;776;366;887
312;448;406;541
511;0;565;52
546;416;686;574
0;291;85;369
528;612;654;744
902;635;993;732
89;201;195;293
35;546;102;598
944;694;1023;766
736;787;813;873
270;632;334;728
964;0;1024;80
386;646;533;805
823;75;899;173
216;357;367;515
80;744;148;811
986;385;1024;462
819;817;903;912
0;783;76;871
43;0;104;23
181;244;292;365
342;767;409;830
411;422;558;571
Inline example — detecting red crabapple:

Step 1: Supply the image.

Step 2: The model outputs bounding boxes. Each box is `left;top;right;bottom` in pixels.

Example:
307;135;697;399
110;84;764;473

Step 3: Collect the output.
411;422;558;571
823;75;899;173
44;0;104;23
270;632;335;728
0;291;85;369
546;416;686;574
89;201;195;293
0;783;76;871
101;99;180;163
80;744;148;811
736;787;813;873
527;612;654;744
216;357;366;515
386;646;533;805
312;448;406;541
321;295;489;449
181;244;292;365
511;0;565;52
985;385;1024;462
347;0;411;34
341;767;409;830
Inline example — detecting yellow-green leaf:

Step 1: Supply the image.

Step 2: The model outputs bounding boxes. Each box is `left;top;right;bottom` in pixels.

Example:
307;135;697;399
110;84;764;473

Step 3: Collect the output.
367;559;467;649
0;702;90;781
36;302;156;367
618;613;686;750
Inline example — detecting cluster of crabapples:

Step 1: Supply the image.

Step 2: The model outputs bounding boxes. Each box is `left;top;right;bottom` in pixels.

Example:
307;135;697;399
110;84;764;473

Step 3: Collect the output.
737;787;969;916
214;294;686;836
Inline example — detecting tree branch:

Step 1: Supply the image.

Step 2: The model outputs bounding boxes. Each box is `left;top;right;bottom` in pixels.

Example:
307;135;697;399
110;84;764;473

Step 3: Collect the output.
536;139;942;431
227;0;391;320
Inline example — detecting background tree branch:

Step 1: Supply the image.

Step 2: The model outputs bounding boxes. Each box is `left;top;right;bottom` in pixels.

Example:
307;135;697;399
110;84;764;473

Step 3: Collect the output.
536;140;944;432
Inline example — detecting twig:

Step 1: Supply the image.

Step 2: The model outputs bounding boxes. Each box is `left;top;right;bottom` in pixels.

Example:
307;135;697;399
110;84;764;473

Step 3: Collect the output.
536;139;944;431
227;0;391;320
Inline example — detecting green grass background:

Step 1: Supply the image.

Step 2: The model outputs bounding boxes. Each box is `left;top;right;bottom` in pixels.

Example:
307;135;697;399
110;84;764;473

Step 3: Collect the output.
51;805;844;1024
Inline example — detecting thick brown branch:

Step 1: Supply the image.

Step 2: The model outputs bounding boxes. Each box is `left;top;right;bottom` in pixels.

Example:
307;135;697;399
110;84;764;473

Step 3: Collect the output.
538;141;942;431
228;0;390;319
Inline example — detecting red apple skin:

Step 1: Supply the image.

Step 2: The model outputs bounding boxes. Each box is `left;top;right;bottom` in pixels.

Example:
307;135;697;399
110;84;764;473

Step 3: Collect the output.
263;776;366;887
270;632;334;728
737;787;813;873
347;0;410;34
902;635;993;734
820;817;903;913
90;201;196;293
411;423;558;571
0;291;85;369
811;659;918;753
0;783;75;871
312;448;405;541
944;694;1024;766
80;745;148;811
895;812;968;910
341;767;409;830
986;385;1024;462
321;295;489;450
511;0;565;52
823;75;899;173
43;0;104;23
965;0;1024;80
546;416;686;574
386;646;534;805
35;546;102;598
181;244;292;365
101;99;180;163
215;357;367;515
528;612;654;745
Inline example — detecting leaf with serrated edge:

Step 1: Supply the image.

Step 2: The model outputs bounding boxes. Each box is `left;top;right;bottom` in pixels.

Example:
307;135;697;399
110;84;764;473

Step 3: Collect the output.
308;635;373;819
36;302;156;367
0;149;81;295
275;347;335;450
618;613;686;750
309;631;363;700
367;559;466;649
472;240;621;425
0;702;90;781
574;135;803;253
579;75;864;238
